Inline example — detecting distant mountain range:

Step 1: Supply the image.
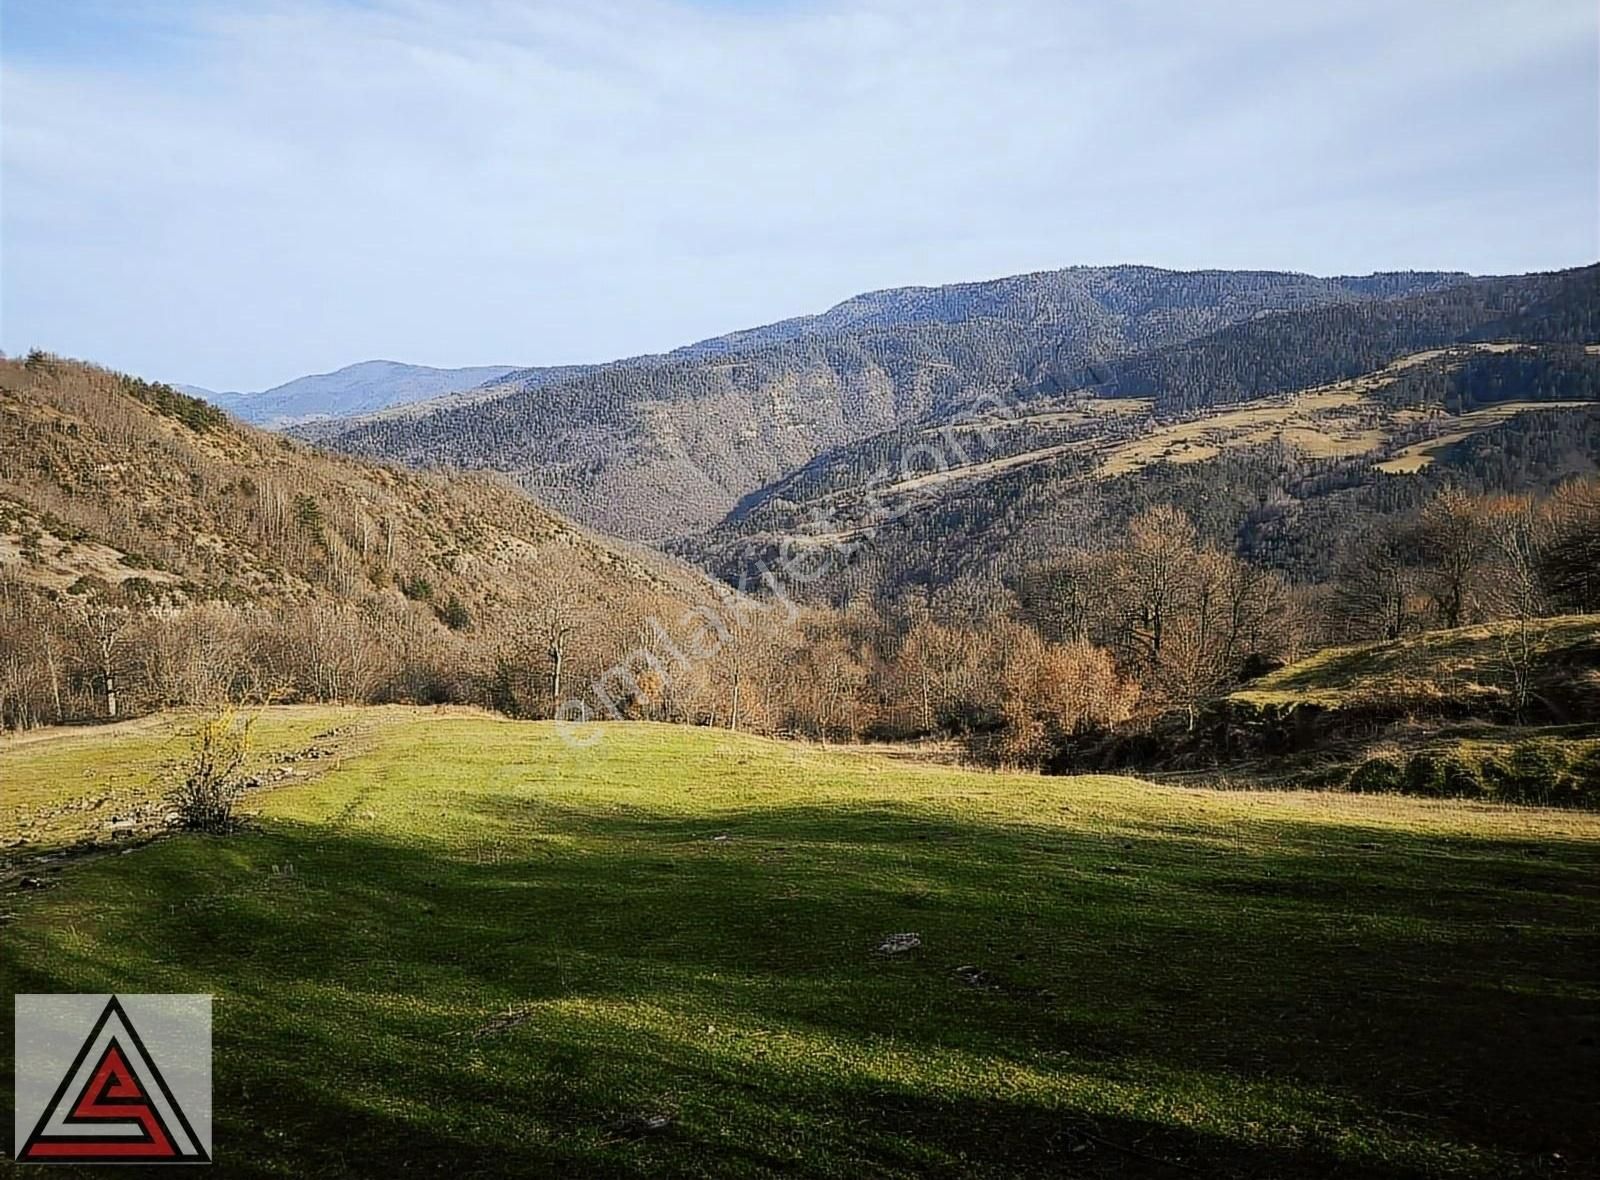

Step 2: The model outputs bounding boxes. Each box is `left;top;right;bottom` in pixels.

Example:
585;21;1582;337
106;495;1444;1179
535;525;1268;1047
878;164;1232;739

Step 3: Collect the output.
9;258;1599;657
666;265;1600;600
298;265;1473;540
183;360;521;426
188;262;1599;608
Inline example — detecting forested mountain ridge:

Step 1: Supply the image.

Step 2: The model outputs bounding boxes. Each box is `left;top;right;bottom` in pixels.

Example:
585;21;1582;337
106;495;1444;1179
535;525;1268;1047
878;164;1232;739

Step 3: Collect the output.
662;267;1600;597
308;266;1466;540
1075;263;1600;412
600;265;1467;363
676;342;1600;604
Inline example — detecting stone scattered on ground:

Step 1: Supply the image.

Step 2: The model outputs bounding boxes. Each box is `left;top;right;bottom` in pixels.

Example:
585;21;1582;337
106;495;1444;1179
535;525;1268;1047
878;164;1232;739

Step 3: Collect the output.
877;932;921;955
472;1005;536;1039
612;1112;674;1138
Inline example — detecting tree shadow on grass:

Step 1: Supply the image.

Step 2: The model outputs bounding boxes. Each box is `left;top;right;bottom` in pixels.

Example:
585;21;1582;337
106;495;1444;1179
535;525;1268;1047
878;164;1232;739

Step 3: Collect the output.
189;1073;1462;1180
1;797;1595;1178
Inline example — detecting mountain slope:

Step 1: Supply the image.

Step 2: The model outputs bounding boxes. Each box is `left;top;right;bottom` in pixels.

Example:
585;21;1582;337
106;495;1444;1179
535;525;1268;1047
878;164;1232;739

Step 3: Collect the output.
198;360;524;426
0;353;715;720
1081;264;1600;412
675;336;1600;603
310;266;1466;541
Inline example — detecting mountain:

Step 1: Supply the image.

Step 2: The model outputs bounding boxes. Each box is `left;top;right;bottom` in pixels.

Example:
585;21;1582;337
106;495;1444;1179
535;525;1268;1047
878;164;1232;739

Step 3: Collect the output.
673;267;1600;604
194;360;524;426
283;361;600;442
659;266;1464;361
1077;264;1600;412
0;352;716;721
306;266;1467;541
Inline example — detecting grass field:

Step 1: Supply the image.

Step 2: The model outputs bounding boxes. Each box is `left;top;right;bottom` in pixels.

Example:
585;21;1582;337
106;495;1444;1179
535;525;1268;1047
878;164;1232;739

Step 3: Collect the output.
2;709;1597;1177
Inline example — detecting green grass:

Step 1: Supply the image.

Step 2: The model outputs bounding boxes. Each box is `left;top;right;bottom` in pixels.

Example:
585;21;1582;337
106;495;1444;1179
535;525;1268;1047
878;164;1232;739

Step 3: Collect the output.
3;709;1598;1177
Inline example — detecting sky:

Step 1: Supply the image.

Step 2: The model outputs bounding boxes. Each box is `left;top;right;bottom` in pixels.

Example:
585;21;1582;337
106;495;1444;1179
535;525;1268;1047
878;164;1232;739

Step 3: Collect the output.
1;0;1597;392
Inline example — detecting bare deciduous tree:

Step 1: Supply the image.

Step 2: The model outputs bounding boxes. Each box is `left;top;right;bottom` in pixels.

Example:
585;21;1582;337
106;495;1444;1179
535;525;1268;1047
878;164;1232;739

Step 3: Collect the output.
70;598;132;718
1418;487;1491;629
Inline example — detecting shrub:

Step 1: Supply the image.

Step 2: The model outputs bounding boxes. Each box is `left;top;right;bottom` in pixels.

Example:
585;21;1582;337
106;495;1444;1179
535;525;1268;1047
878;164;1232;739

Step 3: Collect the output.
1569;748;1600;807
1439;755;1485;798
66;574;111;597
1403;753;1447;797
1485;740;1571;805
1348;756;1404;794
119;576;159;603
437;594;472;631
167;709;255;833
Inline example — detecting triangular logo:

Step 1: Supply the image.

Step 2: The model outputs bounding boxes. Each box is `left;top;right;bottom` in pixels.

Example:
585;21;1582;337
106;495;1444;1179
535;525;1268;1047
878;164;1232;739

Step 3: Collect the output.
18;996;210;1163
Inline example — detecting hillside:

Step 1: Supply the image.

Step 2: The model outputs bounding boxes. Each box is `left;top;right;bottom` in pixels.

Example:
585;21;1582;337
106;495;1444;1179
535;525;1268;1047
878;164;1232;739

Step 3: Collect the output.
1083;264;1600;413
1229;614;1600;717
307;266;1465;540
0;353;716;727
1134;617;1600;806
678;342;1600;601
668;263;1600;605
190;360;524;426
5;712;1598;1178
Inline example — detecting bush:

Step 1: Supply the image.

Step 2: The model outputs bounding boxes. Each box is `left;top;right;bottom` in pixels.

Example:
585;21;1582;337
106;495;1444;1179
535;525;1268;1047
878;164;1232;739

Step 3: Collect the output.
167;710;255;833
119;576;159;603
1569;748;1600;807
437;594;472;631
1484;740;1571;805
66;574;111;597
1403;753;1447;797
1348;756;1404;794
1439;755;1485;798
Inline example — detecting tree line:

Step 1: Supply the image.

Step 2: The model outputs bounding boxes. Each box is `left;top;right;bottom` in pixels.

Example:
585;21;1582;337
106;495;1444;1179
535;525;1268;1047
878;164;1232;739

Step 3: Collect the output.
4;352;1599;772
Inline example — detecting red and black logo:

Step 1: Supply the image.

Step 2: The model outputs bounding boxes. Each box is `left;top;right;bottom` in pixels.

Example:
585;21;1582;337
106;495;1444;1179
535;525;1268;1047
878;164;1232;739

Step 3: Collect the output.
17;995;210;1164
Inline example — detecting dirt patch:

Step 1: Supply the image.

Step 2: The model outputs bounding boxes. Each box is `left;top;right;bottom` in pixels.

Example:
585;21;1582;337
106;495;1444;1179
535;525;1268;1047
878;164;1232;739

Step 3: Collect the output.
0;723;363;896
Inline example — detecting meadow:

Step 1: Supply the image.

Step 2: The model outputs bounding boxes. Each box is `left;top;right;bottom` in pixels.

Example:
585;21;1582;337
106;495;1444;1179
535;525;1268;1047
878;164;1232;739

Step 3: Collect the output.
2;708;1597;1177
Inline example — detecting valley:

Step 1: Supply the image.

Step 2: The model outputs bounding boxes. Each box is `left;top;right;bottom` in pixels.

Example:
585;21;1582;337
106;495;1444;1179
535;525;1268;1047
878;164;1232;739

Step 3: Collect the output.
303;266;1472;540
4;272;1599;1180
6;7;1597;1178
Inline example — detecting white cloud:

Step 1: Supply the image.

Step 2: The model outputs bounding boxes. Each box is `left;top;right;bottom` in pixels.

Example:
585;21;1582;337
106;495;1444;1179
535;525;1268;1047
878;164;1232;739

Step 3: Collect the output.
2;0;1595;389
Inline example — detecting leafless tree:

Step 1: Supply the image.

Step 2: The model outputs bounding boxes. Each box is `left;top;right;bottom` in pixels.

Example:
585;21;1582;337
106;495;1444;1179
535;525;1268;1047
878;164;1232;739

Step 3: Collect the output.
540;601;579;719
1124;506;1199;670
70;599;132;718
1417;487;1491;629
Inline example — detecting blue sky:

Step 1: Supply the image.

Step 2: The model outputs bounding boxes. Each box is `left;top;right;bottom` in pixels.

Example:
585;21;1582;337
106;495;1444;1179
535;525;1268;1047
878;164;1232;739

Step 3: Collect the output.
2;0;1596;392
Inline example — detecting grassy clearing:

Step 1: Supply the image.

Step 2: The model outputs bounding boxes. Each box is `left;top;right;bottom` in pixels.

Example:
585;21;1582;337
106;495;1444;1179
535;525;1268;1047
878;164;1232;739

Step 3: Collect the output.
1375;402;1599;474
1231;615;1600;712
0;706;372;851
2;711;1597;1177
1096;388;1386;476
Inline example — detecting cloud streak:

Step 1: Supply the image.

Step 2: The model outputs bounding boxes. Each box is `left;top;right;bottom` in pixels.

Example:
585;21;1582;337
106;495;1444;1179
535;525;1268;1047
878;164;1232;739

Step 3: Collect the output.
2;0;1596;389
